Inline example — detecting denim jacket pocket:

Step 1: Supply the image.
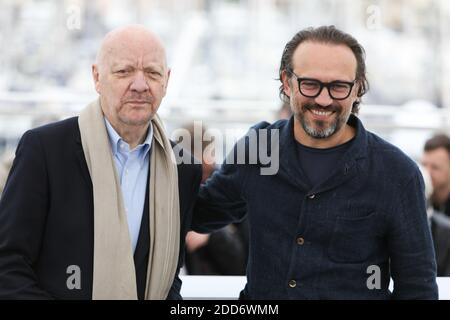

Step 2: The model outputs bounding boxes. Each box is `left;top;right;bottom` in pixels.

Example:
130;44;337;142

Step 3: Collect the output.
328;212;378;264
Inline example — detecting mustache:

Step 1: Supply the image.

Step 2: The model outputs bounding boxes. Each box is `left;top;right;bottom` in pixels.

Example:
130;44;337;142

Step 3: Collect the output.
122;95;153;104
302;103;341;113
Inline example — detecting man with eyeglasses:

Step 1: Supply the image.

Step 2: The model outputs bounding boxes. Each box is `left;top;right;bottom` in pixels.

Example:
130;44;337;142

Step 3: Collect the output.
192;26;438;299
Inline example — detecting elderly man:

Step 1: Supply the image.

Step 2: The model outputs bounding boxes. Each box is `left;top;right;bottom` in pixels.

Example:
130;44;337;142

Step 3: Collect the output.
0;25;201;300
193;26;438;299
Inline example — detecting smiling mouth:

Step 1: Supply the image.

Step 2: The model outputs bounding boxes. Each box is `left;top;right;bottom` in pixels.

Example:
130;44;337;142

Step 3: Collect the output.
311;109;333;116
308;108;336;119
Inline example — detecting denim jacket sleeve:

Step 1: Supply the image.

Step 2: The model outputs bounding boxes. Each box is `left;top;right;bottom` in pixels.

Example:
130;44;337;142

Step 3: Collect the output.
191;160;248;234
388;169;438;300
192;122;276;234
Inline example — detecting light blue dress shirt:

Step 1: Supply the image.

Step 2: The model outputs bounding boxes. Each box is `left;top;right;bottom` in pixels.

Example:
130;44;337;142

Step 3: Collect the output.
104;118;153;253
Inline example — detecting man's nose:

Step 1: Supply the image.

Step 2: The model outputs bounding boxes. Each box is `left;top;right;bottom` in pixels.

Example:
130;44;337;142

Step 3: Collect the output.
314;87;333;107
130;71;149;92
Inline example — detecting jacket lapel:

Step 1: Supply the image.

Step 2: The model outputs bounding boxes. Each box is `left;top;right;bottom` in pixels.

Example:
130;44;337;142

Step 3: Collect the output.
277;117;311;191
277;114;369;195
74;119;93;191
308;115;369;195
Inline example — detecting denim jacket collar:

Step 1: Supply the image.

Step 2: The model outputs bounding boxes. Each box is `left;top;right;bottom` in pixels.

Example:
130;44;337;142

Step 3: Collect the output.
278;114;369;194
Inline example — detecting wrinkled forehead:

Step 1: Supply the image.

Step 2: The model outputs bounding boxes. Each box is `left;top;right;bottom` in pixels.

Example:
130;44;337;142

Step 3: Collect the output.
97;31;167;69
291;41;357;81
106;46;166;68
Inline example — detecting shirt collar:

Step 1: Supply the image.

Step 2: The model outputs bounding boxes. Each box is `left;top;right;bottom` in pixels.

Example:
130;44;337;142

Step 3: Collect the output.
104;117;153;160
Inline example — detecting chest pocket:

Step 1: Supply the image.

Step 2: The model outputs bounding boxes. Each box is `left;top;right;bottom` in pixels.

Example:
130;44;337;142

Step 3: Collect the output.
328;211;380;263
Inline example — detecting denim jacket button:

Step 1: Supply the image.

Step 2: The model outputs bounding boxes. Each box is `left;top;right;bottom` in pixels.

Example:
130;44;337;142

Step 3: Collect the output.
288;280;297;288
308;194;316;199
297;237;305;245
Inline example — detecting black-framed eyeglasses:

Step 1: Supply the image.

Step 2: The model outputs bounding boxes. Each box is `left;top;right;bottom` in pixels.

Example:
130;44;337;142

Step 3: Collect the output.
289;70;356;100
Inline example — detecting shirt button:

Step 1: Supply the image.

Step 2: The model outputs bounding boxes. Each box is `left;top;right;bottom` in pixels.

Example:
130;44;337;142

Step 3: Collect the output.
297;237;305;246
288;280;297;288
308;194;316;199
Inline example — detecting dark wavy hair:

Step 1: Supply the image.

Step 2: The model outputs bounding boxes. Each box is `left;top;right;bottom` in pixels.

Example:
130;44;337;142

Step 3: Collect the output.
424;134;450;156
278;26;369;114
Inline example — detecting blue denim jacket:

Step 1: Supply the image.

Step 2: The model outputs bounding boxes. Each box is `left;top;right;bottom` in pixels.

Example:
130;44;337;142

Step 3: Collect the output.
193;115;438;300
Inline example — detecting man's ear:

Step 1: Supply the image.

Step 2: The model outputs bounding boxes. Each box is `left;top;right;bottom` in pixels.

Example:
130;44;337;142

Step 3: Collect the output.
281;70;292;99
163;68;171;96
355;81;364;98
92;64;101;94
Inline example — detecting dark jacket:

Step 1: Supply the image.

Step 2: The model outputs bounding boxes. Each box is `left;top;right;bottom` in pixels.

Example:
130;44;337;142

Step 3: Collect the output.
431;211;450;276
0;117;202;299
193;115;438;300
432;197;450;218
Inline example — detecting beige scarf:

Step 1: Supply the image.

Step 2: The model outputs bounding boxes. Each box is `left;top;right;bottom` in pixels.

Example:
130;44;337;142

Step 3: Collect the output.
78;99;180;300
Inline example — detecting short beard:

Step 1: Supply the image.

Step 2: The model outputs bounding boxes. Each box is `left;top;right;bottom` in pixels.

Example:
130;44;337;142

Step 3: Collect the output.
301;116;338;139
297;103;349;139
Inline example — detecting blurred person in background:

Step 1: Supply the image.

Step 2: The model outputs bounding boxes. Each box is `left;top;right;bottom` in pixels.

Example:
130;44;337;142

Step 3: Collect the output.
0;25;202;300
421;134;450;276
192;26;438;299
178;122;248;275
422;134;450;217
